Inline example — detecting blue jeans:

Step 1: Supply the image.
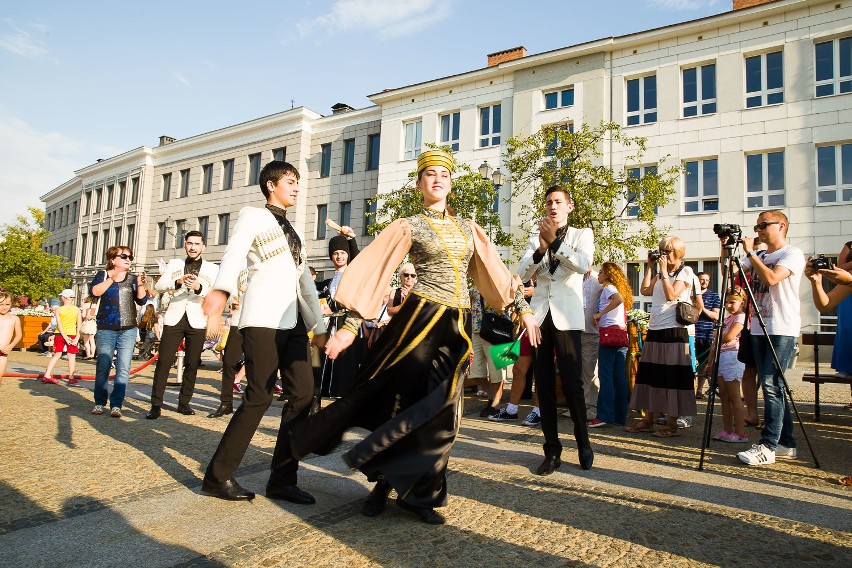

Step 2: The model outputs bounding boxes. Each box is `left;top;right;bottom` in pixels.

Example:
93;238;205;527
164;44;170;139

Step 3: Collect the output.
94;327;137;408
597;345;628;425
751;334;797;450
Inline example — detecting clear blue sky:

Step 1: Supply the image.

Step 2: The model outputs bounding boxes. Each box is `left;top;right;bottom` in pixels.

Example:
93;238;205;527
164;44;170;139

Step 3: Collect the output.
0;0;727;227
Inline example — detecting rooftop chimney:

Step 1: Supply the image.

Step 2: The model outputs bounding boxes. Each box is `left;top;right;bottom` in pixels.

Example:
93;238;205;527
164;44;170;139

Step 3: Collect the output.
158;135;176;146
331;103;355;114
733;0;775;9
487;46;526;67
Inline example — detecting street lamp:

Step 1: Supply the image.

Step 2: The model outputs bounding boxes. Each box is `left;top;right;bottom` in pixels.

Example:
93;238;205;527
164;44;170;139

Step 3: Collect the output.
478;161;505;188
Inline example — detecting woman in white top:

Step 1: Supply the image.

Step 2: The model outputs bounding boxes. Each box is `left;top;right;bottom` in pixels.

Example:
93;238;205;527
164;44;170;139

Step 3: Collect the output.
626;236;698;437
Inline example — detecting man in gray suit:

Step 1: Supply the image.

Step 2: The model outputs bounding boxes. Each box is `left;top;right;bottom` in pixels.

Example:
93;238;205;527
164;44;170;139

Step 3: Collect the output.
518;185;594;474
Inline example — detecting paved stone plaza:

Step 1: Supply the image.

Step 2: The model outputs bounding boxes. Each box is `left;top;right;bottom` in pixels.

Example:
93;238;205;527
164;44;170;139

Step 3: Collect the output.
1;350;850;567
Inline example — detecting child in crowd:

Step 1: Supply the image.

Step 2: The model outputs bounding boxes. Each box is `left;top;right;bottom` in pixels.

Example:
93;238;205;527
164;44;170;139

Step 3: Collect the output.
42;289;82;386
0;288;24;384
713;287;748;443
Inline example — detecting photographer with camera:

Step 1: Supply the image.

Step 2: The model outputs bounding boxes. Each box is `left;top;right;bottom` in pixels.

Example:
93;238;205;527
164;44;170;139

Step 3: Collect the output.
735;211;805;467
625;236;698;438
806;244;852;381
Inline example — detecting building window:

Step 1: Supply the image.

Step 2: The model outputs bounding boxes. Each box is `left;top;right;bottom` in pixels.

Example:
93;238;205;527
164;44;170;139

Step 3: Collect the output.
273;147;286;162
248;153;261;185
130;177;139;205
101;230;109;263
746;151;785;208
68;239;75;263
682;63;716;117
157;223;167;250
626;75;657;126
80;233;87;265
180;169;190;198
339;201;351;228
93;188;102;212
162;173;172;201
104;184;113;210
544;88;574;110
316;205;328;239
479;104;501;148
815;37;852;97
126;224;135;252
84;191;91;215
745;50;783;108
683;158;719;213
625;165;658;217
175;219;186;248
117;180;126;207
404;120;422;160
72;201;78;223
222;159;234;190
364;199;376;235
367;134;380;170
545;123;574;171
320;144;332;177
343;139;355;174
198;216;209;241
218;213;230;245
816;143;852;203
202;164;213;194
440;111;460;152
113;226;122;246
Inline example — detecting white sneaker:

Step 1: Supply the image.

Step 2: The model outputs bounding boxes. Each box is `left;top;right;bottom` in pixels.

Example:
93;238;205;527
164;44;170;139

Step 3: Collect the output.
737;443;775;466
522;411;541;427
775;444;798;459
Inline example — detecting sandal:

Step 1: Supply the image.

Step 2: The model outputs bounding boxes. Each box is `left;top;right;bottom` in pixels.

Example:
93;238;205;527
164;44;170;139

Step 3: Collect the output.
653;425;681;438
625;419;655;433
838;476;852;486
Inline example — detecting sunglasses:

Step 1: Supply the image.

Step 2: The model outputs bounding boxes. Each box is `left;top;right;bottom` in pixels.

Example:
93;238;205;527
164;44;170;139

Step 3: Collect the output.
402;273;417;278
116;253;134;261
754;221;780;231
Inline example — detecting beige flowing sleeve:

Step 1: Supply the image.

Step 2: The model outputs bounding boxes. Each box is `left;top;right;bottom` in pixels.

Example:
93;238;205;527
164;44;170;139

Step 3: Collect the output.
334;219;412;322
467;220;530;314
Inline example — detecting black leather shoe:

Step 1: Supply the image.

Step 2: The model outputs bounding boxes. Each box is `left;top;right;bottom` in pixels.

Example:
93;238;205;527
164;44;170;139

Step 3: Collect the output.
579;447;594;470
536;455;562;475
396;498;445;525
362;481;392;517
207;403;234;418
145;405;161;420
176;404;195;416
265;484;316;504
201;476;255;501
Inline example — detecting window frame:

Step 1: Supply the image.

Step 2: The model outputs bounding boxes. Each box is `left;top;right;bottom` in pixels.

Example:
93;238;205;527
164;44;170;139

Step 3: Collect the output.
130;177;139;205
367;134;380;170
180;168;190;198
816;143;852;204
626;74;657;126
248;153;262;185
745;50;784;108
745;150;786;209
343;138;355;174
222;159;234;190
320;144;332;177
439;111;460;151
218;213;230;245
544;87;575;110
273;147;286;162
815;36;852;97
682;157;719;213
202;164;213;194
339;201;351;228
403;120;422;160
316;205;328;239
162;173;171;201
479;104;501;148
198;216;209;242
624;164;659;218
682;63;717;117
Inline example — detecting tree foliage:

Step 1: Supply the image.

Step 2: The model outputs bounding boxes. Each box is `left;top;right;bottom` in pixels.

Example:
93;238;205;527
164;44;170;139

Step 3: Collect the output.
368;145;513;248
0;207;71;302
504;121;680;264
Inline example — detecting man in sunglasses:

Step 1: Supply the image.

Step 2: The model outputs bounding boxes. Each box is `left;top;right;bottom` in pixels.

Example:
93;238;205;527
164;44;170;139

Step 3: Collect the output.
736;210;805;467
147;230;219;419
317;230;361;398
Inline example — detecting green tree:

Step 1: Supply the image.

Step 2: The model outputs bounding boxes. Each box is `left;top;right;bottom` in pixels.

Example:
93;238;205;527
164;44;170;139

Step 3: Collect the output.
0;207;71;302
504;121;681;264
368;146;513;248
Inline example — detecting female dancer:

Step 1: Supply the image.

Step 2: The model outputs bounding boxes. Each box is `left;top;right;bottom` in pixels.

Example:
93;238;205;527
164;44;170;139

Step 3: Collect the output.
290;149;538;524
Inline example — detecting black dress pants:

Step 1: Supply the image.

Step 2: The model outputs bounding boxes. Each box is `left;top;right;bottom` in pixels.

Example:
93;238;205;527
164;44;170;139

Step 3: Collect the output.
218;325;243;405
533;312;590;458
206;321;313;486
150;314;206;406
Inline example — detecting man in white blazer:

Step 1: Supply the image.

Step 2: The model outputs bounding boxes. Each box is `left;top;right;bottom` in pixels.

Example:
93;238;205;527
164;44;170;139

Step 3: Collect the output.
518;185;595;474
200;160;326;503
146;230;218;418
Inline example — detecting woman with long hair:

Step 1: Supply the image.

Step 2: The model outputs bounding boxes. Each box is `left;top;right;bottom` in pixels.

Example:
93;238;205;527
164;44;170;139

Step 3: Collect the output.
589;262;633;427
290;149;538;525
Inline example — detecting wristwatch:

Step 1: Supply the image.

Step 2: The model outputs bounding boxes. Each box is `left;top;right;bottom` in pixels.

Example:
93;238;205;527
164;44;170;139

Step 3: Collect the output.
746;250;755;258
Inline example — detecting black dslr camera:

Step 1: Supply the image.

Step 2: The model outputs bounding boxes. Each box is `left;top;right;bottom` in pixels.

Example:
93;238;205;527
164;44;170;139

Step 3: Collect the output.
648;249;663;261
810;255;831;270
713;223;742;241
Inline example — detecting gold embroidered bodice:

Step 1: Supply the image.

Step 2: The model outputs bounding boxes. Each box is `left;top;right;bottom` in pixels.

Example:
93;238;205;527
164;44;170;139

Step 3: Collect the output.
408;209;474;308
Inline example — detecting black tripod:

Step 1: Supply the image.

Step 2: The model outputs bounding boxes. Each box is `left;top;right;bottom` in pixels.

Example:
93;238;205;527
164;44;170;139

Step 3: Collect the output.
698;239;820;470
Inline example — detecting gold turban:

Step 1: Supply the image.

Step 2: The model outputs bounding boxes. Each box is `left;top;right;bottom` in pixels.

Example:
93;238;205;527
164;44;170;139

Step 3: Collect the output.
417;149;454;173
